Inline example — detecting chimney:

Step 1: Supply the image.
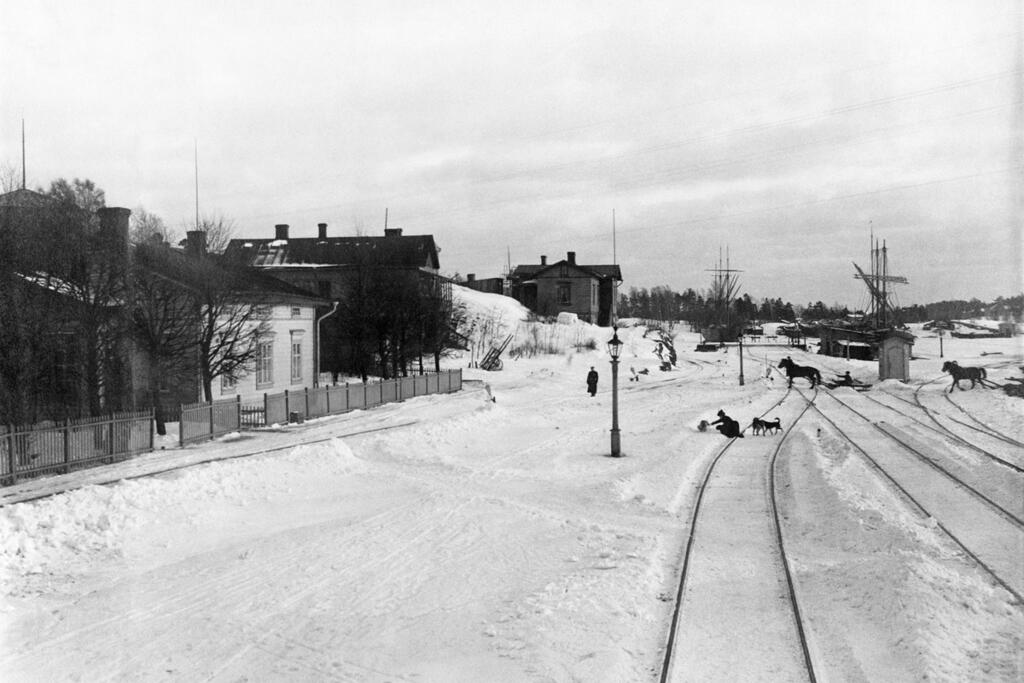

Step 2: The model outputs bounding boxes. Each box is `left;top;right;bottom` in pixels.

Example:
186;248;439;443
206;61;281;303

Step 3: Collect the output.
185;230;207;258
467;274;476;282
275;223;289;240
97;207;131;260
318;222;328;239
384;227;403;237
567;251;576;265
540;255;547;265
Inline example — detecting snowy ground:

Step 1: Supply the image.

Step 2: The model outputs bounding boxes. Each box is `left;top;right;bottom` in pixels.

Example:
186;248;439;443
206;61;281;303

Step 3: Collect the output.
1;290;1022;682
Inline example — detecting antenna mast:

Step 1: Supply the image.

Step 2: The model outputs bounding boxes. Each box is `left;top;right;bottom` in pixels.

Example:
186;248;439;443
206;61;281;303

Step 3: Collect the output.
21;119;26;189
612;208;617;265
194;140;200;230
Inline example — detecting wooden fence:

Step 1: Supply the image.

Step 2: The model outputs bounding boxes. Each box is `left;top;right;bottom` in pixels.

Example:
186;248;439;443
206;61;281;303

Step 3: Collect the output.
185;369;463;445
1;410;154;485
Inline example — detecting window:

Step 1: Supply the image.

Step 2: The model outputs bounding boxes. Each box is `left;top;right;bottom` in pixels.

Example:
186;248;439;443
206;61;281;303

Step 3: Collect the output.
290;306;302;318
256;341;274;387
290;332;303;383
557;282;571;305
221;374;237;394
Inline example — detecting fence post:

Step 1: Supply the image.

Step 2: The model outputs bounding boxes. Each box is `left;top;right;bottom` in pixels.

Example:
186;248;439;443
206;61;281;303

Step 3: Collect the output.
6;426;16;485
363;381;367;407
64;418;71;471
397;376;403;402
209;401;215;440
263;393;269;427
344;382;350;413
284;389;290;420
179;404;185;448
305;388;310;418
149;410;155;451
235;395;241;431
108;414;115;457
326;385;332;414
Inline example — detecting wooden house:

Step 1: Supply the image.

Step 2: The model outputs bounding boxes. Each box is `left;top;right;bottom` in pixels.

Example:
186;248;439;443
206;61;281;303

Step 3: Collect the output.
508;252;621;326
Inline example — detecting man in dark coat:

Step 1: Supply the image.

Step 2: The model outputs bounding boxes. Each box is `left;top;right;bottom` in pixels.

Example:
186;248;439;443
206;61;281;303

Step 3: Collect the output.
710;409;743;438
586;367;599;396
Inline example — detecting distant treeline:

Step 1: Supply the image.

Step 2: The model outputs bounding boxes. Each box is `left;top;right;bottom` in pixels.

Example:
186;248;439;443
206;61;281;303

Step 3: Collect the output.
617;287;1023;325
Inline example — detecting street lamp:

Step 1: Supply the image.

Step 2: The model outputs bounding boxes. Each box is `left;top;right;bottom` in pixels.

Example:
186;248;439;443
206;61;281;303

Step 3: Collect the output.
607;326;623;457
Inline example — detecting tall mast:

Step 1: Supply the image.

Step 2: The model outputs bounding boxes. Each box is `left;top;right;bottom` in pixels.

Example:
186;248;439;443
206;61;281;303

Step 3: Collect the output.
21;119;26;189
194;139;200;230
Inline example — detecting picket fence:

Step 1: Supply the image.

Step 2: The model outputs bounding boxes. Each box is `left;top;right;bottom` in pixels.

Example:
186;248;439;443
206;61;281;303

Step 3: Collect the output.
180;369;463;446
1;410;155;485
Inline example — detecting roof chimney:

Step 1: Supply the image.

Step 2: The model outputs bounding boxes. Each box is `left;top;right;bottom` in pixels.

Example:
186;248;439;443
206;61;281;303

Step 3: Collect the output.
97;207;131;262
384;227;403;237
185;230;207;258
540;255;547;266
567;251;576;265
318;222;327;239
275;224;289;240
467;273;476;282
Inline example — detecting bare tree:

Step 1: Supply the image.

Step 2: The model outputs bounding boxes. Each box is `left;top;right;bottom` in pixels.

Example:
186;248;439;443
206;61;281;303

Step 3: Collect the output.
43;178;106;214
192;265;271;401
0;162;20;193
182;214;235;253
130;245;200;433
131;207;177;246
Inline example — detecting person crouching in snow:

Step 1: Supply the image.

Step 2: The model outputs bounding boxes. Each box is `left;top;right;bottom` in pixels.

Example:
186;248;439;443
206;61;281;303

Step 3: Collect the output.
710;409;743;438
586;366;599;396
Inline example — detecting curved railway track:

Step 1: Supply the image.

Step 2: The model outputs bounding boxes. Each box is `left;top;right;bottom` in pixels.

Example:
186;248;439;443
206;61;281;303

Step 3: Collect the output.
659;388;818;682
797;388;1024;605
820;390;1024;528
861;390;1024;474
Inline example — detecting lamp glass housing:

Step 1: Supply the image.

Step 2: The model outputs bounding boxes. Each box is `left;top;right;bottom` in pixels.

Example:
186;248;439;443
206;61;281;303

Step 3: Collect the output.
607;328;623;360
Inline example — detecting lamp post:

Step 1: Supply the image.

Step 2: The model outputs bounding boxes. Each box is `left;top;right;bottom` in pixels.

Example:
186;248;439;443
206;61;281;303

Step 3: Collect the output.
607;326;623;457
738;333;745;386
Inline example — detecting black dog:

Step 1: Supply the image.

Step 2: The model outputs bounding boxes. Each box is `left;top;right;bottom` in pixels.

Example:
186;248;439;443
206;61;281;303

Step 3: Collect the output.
751;417;782;435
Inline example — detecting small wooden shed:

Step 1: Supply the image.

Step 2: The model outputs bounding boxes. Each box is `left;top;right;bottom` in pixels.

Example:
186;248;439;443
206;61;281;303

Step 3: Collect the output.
878;330;915;381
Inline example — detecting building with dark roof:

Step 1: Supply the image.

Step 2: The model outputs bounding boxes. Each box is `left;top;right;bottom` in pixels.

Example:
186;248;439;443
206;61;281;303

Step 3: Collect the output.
507;251;622;326
223;223;450;380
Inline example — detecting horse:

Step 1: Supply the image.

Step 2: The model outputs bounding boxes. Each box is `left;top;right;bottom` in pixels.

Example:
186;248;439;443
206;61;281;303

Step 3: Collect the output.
942;360;987;392
778;357;822;387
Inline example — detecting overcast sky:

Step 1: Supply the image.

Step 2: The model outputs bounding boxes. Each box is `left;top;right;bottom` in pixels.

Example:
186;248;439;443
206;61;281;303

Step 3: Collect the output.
2;1;1020;308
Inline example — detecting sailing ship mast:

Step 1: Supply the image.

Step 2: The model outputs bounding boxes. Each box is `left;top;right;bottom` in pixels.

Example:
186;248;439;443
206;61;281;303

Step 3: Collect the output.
853;233;907;329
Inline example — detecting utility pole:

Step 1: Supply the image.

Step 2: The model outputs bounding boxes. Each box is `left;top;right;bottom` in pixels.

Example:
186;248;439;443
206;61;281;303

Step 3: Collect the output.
194;139;200;230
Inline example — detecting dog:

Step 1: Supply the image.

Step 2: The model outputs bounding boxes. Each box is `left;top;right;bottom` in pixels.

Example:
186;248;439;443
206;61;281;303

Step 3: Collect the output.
751;417;782;436
697;419;709;432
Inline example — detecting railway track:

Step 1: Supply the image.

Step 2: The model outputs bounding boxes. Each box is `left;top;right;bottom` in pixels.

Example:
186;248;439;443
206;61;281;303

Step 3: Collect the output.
798;388;1024;605
821;390;1024;527
659;388;818;682
862;390;1024;474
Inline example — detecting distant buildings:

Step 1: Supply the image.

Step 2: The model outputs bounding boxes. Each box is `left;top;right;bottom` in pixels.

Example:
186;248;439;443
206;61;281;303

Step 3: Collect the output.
466;251;621;326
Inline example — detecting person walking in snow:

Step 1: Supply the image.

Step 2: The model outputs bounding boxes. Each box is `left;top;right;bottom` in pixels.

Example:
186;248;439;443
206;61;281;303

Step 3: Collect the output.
586;367;599;396
710;409;743;438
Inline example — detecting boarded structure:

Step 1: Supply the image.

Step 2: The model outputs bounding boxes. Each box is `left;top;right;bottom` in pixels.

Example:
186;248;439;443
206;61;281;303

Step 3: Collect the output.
878;330;914;381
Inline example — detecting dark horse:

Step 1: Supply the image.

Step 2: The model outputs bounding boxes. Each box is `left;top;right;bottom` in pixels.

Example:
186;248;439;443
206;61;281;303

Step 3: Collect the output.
778;357;822;387
942;360;987;392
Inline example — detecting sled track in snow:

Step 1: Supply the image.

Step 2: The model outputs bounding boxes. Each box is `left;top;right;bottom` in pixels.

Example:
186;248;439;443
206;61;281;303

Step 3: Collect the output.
2;420;422;506
659;387;818;683
862;390;1024;474
821;391;1024;529
800;391;1024;606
